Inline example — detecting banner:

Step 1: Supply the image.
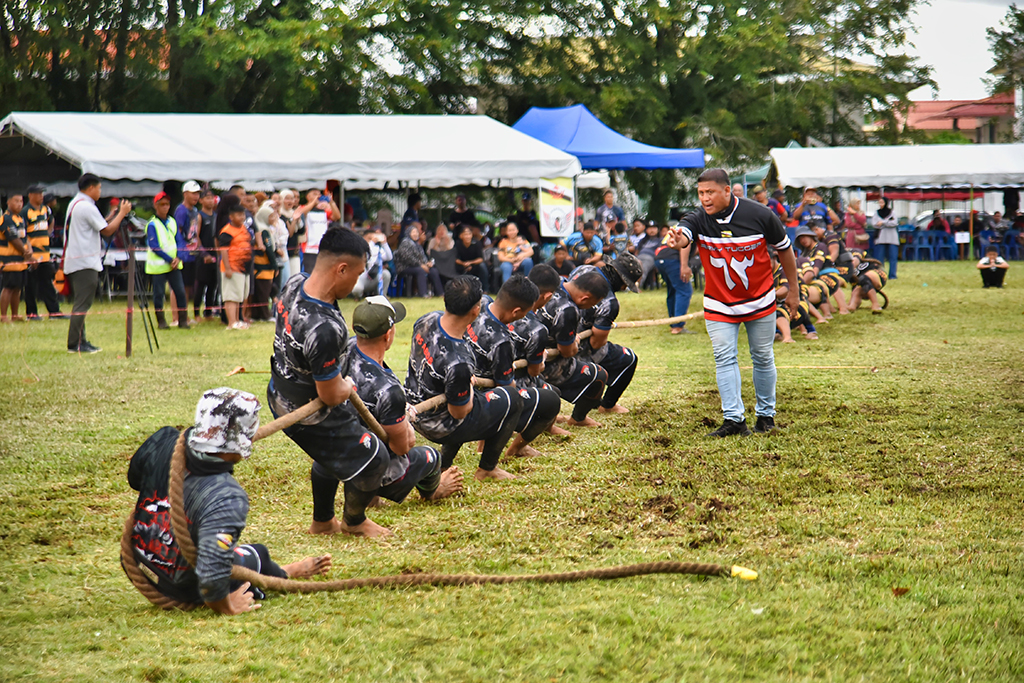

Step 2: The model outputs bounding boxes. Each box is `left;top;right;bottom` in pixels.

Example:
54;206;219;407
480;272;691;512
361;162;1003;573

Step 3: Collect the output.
538;177;575;239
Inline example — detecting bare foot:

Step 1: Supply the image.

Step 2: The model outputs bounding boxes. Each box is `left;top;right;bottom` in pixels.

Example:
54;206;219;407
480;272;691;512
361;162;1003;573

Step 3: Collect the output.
282;554;332;578
554;415;569;424
805;332;819;340
567;416;603;427
340;518;392;538
838;309;850;315
308;517;344;535
425;467;465;499
781;337;796;343
512;444;543;458
476;439;484;453
547;424;571;436
598;404;629;414
475;466;516;481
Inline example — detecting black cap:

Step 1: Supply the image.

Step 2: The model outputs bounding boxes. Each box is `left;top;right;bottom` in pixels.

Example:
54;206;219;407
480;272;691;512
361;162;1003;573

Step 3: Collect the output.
26;184;45;195
610;252;642;293
43;193;55;204
352;296;407;339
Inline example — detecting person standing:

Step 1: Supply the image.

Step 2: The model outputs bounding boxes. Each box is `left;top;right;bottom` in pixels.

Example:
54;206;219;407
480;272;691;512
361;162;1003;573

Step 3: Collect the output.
1;193;34;322
22;184;63;320
63;173;132;353
666;168;799;437
448;194;479;229
146;192;190;330
218;205;254;330
193;190;220;319
172;181;202;323
654;225;694;334
871;197;899;280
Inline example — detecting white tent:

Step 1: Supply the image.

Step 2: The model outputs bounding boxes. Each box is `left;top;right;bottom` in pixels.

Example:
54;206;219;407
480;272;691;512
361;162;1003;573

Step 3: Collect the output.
0;112;582;190
770;143;1024;188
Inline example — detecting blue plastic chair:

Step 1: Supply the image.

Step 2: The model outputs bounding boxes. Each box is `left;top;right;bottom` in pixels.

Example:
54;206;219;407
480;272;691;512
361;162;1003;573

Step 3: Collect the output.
785;227;796;245
934;231;956;260
906;231;936;261
1003;231;1021;260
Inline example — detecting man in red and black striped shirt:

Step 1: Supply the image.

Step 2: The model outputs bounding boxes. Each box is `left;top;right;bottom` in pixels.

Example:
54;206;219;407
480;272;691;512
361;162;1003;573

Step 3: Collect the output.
668;169;799;437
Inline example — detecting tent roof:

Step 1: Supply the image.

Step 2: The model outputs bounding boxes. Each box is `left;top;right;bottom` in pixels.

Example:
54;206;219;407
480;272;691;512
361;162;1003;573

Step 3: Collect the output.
770;143;1024;189
0;112;581;188
512;104;704;170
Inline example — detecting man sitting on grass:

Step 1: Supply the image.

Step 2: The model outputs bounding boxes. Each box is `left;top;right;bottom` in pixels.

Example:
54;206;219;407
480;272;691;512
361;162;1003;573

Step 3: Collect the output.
124;388;331;615
977;245;1009;288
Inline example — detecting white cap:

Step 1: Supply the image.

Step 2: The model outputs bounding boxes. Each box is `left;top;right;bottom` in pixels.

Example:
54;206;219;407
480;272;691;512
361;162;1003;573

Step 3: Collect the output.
182;180;202;193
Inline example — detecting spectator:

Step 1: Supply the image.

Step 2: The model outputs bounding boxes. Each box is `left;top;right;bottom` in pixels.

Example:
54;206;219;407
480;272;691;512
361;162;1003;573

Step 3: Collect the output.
250;204;280;321
269;202;289;297
607;221;629;260
594;189;625;225
844;199;869;248
22;184;62;320
280;189;302;281
549;244;575;278
732;183;745;198
194;190;219;319
448;193;479;229
634;220;661;287
654;224;694;335
495;222;534;283
989;211;1009;237
871;197;899;280
454;224;489;286
791;187;839;227
927;210;950;234
352;227;393;298
146;192;190;330
63;174;132;352
769;190;790;221
218;204;253;329
627;218;646;253
977;245;1009;288
514;193;541;245
173;181;202;317
394;224;443;297
400;192;422;241
295;189;340;274
0;193;33;322
428;223;458;287
565;221;604;266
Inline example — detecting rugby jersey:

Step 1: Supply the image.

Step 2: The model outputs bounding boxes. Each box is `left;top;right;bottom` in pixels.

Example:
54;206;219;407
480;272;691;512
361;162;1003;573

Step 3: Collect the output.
677;196;791;323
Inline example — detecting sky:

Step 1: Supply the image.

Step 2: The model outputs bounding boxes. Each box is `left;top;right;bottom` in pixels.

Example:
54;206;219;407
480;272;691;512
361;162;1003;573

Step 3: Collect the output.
905;0;1015;101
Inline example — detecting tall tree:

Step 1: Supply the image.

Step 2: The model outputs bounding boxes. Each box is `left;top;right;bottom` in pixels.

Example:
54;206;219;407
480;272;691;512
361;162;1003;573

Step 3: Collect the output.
986;4;1024;95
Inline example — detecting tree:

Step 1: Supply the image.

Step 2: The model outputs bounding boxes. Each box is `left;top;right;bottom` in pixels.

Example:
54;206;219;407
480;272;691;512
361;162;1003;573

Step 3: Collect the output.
986;4;1024;95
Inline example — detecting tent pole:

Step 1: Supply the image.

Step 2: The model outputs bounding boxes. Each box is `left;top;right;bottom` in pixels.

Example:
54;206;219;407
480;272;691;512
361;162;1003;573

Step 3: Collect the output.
339;180;345;226
969;184;975;260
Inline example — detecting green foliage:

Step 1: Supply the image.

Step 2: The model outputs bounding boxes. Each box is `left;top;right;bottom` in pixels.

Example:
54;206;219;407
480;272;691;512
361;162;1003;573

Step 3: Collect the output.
926;130;974;145
986;3;1024;95
1;262;1023;680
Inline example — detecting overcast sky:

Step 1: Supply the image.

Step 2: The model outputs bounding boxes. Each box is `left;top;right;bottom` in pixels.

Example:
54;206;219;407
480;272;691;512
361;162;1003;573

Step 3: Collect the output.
906;0;1015;100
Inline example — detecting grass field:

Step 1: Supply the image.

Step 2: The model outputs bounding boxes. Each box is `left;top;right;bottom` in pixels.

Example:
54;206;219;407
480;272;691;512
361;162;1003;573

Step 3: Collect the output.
1;261;1022;682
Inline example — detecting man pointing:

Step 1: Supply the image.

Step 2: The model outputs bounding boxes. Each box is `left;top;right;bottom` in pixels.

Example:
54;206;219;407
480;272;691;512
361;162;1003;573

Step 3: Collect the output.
667;168;799;437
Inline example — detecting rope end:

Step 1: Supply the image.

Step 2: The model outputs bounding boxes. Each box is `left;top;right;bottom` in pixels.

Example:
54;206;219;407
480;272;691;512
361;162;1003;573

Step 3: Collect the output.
226;366;246;377
730;565;758;581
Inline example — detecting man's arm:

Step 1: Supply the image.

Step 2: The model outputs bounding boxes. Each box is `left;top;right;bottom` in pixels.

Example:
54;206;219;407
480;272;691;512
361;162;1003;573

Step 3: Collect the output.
315;375;355;407
777;247;800;317
100;200;132;237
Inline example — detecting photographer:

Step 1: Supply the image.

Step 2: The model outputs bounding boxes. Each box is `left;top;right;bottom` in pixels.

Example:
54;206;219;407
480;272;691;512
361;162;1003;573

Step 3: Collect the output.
352;227;392;298
64;173;132;353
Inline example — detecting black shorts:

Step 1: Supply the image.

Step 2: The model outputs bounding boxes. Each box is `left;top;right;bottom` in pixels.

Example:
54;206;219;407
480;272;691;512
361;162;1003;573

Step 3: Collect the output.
544;356;603;403
1;270;26;290
587;341;634;387
180;260;197;288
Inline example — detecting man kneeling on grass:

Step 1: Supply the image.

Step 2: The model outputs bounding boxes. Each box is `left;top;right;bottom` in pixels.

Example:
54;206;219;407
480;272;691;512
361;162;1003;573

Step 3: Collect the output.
124;388;331;615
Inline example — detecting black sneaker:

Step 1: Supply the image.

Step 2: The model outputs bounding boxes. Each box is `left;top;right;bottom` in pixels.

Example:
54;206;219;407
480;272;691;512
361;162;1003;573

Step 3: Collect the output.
26;314;42;321
754;415;777;433
707;419;751;438
68;341;102;354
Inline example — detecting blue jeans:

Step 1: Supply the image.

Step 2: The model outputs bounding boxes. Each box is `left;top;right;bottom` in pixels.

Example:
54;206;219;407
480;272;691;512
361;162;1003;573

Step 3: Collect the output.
151;269;186;314
499;257;533;283
705;314;777;422
655;258;693;328
874;243;898;279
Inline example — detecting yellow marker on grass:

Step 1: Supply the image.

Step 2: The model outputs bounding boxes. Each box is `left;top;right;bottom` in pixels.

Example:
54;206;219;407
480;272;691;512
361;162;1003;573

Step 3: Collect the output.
731;565;758;581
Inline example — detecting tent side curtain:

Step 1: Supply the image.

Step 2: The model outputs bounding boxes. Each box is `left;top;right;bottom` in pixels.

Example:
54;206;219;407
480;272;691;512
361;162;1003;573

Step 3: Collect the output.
512;104;705;170
0;112;581;187
770;144;1024;189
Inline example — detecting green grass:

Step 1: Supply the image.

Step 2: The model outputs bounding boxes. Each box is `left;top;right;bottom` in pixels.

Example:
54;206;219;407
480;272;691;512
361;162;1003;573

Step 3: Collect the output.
1;261;1022;682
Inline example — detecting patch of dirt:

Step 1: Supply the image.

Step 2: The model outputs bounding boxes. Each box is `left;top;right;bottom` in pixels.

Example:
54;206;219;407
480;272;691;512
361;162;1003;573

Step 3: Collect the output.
651;434;673;447
699;416;717;428
643;494;679;519
686;530;726;549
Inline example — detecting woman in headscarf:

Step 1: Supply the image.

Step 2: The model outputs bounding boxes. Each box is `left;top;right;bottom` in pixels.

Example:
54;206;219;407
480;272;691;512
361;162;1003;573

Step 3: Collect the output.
843;199;868;249
250;203;280;320
427;223;458;288
871;197;899;280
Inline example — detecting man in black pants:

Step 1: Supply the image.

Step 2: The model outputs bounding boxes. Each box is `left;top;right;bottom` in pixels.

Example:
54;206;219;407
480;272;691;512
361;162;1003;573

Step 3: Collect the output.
124;387;332;615
267;229;441;538
465;275;562;461
405;275;523;481
22;184;63;320
530;265;610;427
571;254;643;414
193;189;220;319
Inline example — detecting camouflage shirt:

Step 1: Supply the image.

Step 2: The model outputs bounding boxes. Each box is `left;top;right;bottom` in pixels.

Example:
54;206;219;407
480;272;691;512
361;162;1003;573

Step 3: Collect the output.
509;311;549;388
570;265;619;362
404;311;475;439
464;296;516;387
268;273;359;429
340;338;408;428
536;283;582;385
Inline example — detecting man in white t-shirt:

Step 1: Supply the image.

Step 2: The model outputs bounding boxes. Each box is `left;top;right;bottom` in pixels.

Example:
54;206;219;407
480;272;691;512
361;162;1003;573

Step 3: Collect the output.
63;173;132;353
295;188;341;274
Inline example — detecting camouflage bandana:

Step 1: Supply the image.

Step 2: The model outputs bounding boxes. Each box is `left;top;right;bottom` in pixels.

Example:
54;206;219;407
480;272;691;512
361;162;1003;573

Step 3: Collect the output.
187;387;261;460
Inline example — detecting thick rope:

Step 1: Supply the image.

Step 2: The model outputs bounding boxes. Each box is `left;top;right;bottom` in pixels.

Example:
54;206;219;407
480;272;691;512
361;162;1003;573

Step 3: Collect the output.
119;513;199;611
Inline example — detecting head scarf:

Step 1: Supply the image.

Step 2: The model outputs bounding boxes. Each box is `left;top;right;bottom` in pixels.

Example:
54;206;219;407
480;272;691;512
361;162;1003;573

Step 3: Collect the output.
877;197;893;220
187;388;261;461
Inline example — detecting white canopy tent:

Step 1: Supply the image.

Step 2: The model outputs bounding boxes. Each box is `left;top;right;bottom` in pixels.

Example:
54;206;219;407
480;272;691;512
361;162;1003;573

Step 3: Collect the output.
770;143;1024;189
0;112;582;192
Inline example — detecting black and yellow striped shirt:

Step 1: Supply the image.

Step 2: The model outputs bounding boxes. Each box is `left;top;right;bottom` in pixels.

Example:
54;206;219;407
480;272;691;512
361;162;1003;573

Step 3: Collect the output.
21;204;51;261
0;211;29;272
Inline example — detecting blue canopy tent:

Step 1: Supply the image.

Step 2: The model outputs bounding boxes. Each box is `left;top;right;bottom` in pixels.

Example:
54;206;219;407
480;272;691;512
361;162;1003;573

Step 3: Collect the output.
512;104;705;170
